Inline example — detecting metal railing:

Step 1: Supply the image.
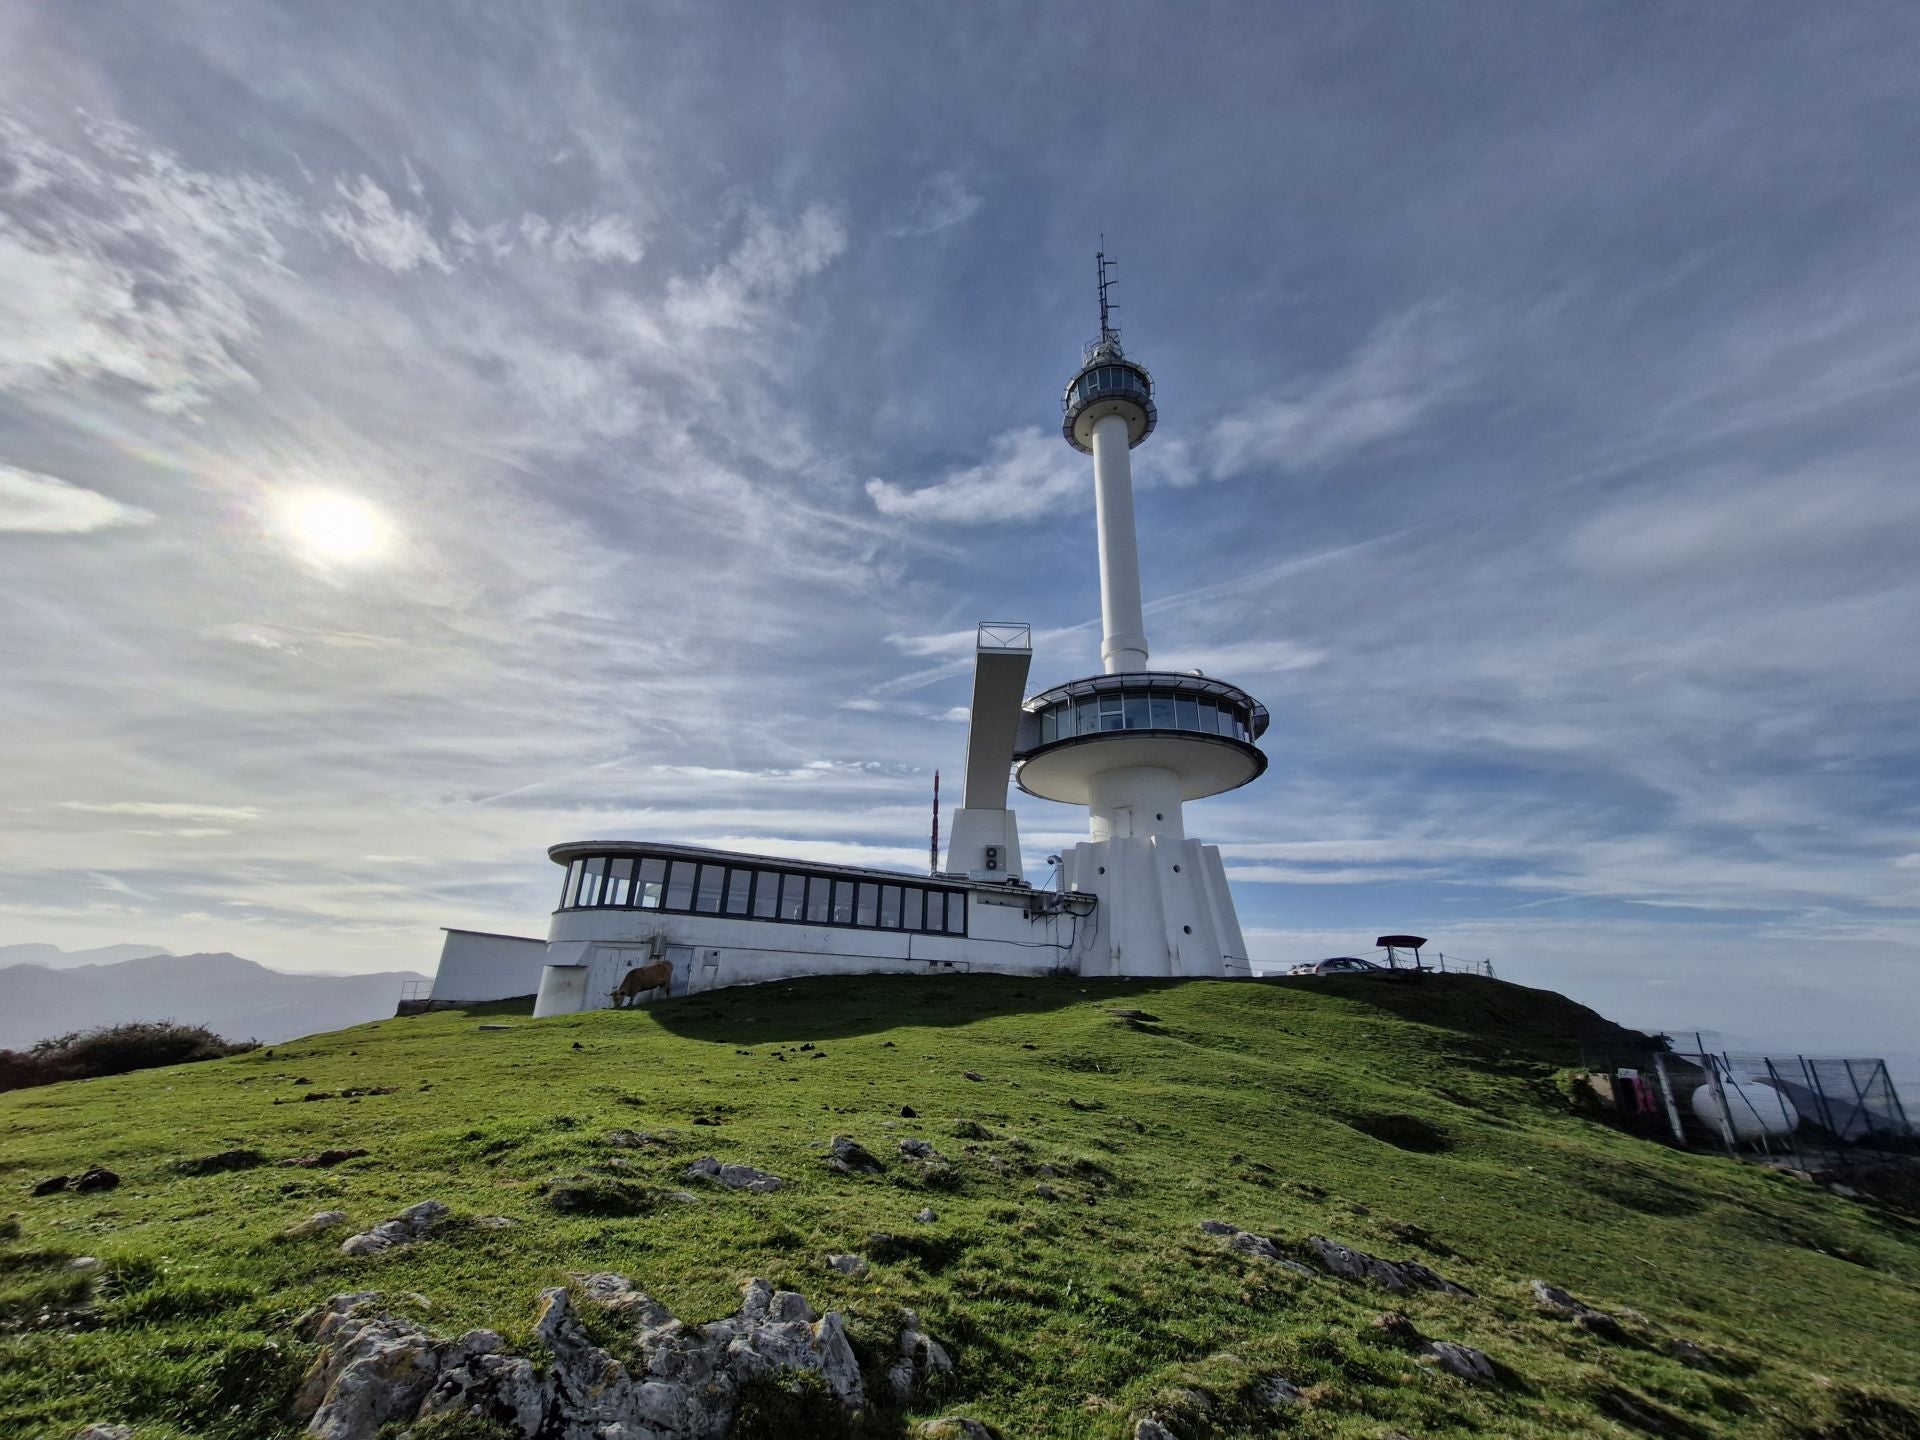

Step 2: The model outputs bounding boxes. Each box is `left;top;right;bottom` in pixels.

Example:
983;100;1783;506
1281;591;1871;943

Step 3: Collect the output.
977;621;1032;651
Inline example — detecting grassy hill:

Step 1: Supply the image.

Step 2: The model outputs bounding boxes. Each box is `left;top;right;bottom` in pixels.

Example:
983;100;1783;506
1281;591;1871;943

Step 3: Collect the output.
3;974;1918;1439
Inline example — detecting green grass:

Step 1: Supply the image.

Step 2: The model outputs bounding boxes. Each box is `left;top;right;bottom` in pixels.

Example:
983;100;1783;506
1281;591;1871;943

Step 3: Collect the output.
2;974;1918;1439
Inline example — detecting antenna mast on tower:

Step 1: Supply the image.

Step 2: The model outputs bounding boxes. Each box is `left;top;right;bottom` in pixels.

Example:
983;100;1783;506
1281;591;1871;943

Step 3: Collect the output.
1095;244;1120;348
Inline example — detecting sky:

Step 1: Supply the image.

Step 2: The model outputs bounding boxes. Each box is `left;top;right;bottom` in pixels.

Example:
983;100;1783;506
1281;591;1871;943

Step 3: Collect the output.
3;3;1919;1063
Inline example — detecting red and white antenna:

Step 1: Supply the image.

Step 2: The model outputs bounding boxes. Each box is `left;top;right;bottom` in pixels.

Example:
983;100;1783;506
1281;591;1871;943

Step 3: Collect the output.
929;769;940;875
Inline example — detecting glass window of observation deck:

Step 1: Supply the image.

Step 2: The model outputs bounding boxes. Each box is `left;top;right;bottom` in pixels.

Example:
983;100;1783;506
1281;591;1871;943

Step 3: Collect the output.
664;860;694;910
879;884;902;928
831;879;855;925
902;887;924;929
1150;694;1176;729
637;857;666;909
604;857;635;907
779;872;807;921
722;868;750;915
694;864;725;913
856;882;879;927
806;874;832;924
1124;693;1148;729
576;856;608;907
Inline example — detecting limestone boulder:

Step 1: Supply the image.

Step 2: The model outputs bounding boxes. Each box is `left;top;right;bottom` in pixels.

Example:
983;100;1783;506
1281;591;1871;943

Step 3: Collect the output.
339;1200;449;1257
683;1156;785;1193
1309;1236;1471;1296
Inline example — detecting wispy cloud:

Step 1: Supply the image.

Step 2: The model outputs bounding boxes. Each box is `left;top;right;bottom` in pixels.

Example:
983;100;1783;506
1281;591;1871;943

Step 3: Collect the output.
0;463;151;534
888;171;982;238
58;802;264;822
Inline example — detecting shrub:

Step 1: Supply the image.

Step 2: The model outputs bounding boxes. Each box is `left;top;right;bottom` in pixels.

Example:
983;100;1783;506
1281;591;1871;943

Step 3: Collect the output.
0;1021;254;1093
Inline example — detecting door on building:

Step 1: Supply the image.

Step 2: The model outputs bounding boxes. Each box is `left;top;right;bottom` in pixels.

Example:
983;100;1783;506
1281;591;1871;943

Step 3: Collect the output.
666;945;695;996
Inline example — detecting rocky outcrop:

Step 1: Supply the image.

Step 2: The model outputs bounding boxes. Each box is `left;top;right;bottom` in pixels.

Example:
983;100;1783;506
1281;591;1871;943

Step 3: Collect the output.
283;1210;351;1239
916;1421;1001;1440
886;1308;954;1400
1530;1278;1624;1337
683;1156;785;1193
339;1200;449;1257
296;1274;864;1439
826;1135;884;1174
1197;1220;1317;1277
1418;1340;1497;1383
1309;1236;1472;1295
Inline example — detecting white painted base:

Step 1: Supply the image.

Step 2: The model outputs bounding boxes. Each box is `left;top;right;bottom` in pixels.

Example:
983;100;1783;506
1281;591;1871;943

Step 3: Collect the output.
1058;834;1249;978
945;806;1023;881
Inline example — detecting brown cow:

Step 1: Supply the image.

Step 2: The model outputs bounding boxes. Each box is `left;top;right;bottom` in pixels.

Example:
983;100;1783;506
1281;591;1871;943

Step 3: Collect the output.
610;959;672;1008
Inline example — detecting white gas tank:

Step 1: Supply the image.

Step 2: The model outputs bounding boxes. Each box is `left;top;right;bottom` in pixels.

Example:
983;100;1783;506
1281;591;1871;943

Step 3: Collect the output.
1691;1078;1799;1142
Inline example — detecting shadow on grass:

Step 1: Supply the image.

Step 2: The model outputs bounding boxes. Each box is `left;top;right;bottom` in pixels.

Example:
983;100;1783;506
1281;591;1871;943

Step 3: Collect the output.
641;973;1187;1043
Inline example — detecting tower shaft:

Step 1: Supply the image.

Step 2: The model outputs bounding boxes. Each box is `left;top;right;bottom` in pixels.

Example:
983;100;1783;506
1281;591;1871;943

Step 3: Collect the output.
1091;413;1149;673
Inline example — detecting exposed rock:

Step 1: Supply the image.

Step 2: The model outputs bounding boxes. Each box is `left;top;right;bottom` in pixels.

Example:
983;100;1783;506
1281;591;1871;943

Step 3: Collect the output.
474;1215;519;1229
70;1426;133;1440
900;1105;918;1117
826;1136;883;1174
1371;1310;1421;1343
915;1206;938;1224
916;1421;1003;1440
1418;1340;1497;1384
297;1275;865;1440
1136;1421;1177;1440
340;1200;449;1257
683;1156;785;1192
826;1253;869;1277
950;1120;994;1140
1254;1373;1304;1407
1034;1183;1057;1200
963;1070;985;1082
30;1175;70;1196
1530;1278;1624;1338
65;1256;104;1273
69;1168;120;1194
886;1307;955;1400
280;1148;370;1169
1310;1236;1471;1295
607;1129;676;1149
900;1138;952;1164
1197;1221;1317;1277
283;1210;351;1239
1668;1337;1710;1366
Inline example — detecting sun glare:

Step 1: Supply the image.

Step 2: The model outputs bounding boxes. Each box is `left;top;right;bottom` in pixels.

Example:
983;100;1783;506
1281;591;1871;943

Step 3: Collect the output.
280;490;392;564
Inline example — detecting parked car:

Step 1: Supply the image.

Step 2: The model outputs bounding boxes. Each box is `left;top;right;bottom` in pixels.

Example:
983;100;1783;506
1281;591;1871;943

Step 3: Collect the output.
1287;956;1383;977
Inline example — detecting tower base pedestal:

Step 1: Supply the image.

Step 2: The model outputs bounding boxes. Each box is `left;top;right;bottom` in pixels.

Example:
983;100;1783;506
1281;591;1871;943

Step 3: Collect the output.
1058;835;1250;978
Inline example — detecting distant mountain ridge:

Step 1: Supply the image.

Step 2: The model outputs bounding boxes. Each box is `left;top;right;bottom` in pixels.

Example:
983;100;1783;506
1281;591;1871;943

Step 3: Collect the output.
0;941;172;970
0;950;426;1049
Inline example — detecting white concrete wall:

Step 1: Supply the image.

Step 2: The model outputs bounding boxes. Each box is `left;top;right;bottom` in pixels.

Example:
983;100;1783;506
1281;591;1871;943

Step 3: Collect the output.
531;889;1074;1016
428;929;547;1004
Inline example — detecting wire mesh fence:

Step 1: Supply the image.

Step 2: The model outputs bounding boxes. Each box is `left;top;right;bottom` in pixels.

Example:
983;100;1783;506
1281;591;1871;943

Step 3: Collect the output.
1573;1032;1916;1180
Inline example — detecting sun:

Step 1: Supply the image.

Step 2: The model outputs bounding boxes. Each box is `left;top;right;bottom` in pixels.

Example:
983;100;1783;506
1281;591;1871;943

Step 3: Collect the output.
279;490;392;564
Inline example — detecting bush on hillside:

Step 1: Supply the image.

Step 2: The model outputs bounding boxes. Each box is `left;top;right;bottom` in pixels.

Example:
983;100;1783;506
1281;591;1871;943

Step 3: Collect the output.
0;1020;254;1093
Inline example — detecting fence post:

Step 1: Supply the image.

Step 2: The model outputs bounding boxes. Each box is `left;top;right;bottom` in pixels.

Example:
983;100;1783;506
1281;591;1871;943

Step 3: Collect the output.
1651;1052;1687;1146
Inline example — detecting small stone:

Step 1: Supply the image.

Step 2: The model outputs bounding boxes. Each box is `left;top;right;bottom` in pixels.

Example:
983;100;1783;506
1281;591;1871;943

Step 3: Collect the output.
963;1070;985;1082
1254;1373;1304;1407
65;1256;104;1273
30;1175;71;1196
826;1136;883;1175
900;1105;917;1117
69;1167;119;1194
1136;1421;1177;1440
171;1147;267;1176
1348;1202;1370;1216
1034;1182;1057;1199
915;1207;938;1224
1531;1278;1623;1337
340;1199;449;1256
826;1253;870;1277
474;1215;519;1229
683;1156;785;1192
1668;1337;1710;1365
1418;1340;1497;1384
70;1426;133;1440
1197;1219;1237;1236
900;1138;951;1163
951;1120;993;1140
1108;1008;1160;1022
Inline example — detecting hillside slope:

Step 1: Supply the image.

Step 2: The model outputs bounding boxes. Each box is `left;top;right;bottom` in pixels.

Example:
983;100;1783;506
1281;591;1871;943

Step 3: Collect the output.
3;974;1917;1440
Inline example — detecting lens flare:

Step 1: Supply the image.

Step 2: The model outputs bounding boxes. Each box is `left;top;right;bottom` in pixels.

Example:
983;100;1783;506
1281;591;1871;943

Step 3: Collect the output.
280;490;391;563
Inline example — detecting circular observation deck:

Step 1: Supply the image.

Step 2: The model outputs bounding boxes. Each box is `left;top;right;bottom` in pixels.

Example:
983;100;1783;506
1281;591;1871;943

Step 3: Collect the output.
1013;671;1268;805
1062;339;1157;453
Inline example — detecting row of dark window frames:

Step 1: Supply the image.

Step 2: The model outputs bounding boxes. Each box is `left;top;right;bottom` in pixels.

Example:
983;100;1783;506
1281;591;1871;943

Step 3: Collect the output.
1038;689;1253;745
559;854;968;936
1069;365;1149;406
